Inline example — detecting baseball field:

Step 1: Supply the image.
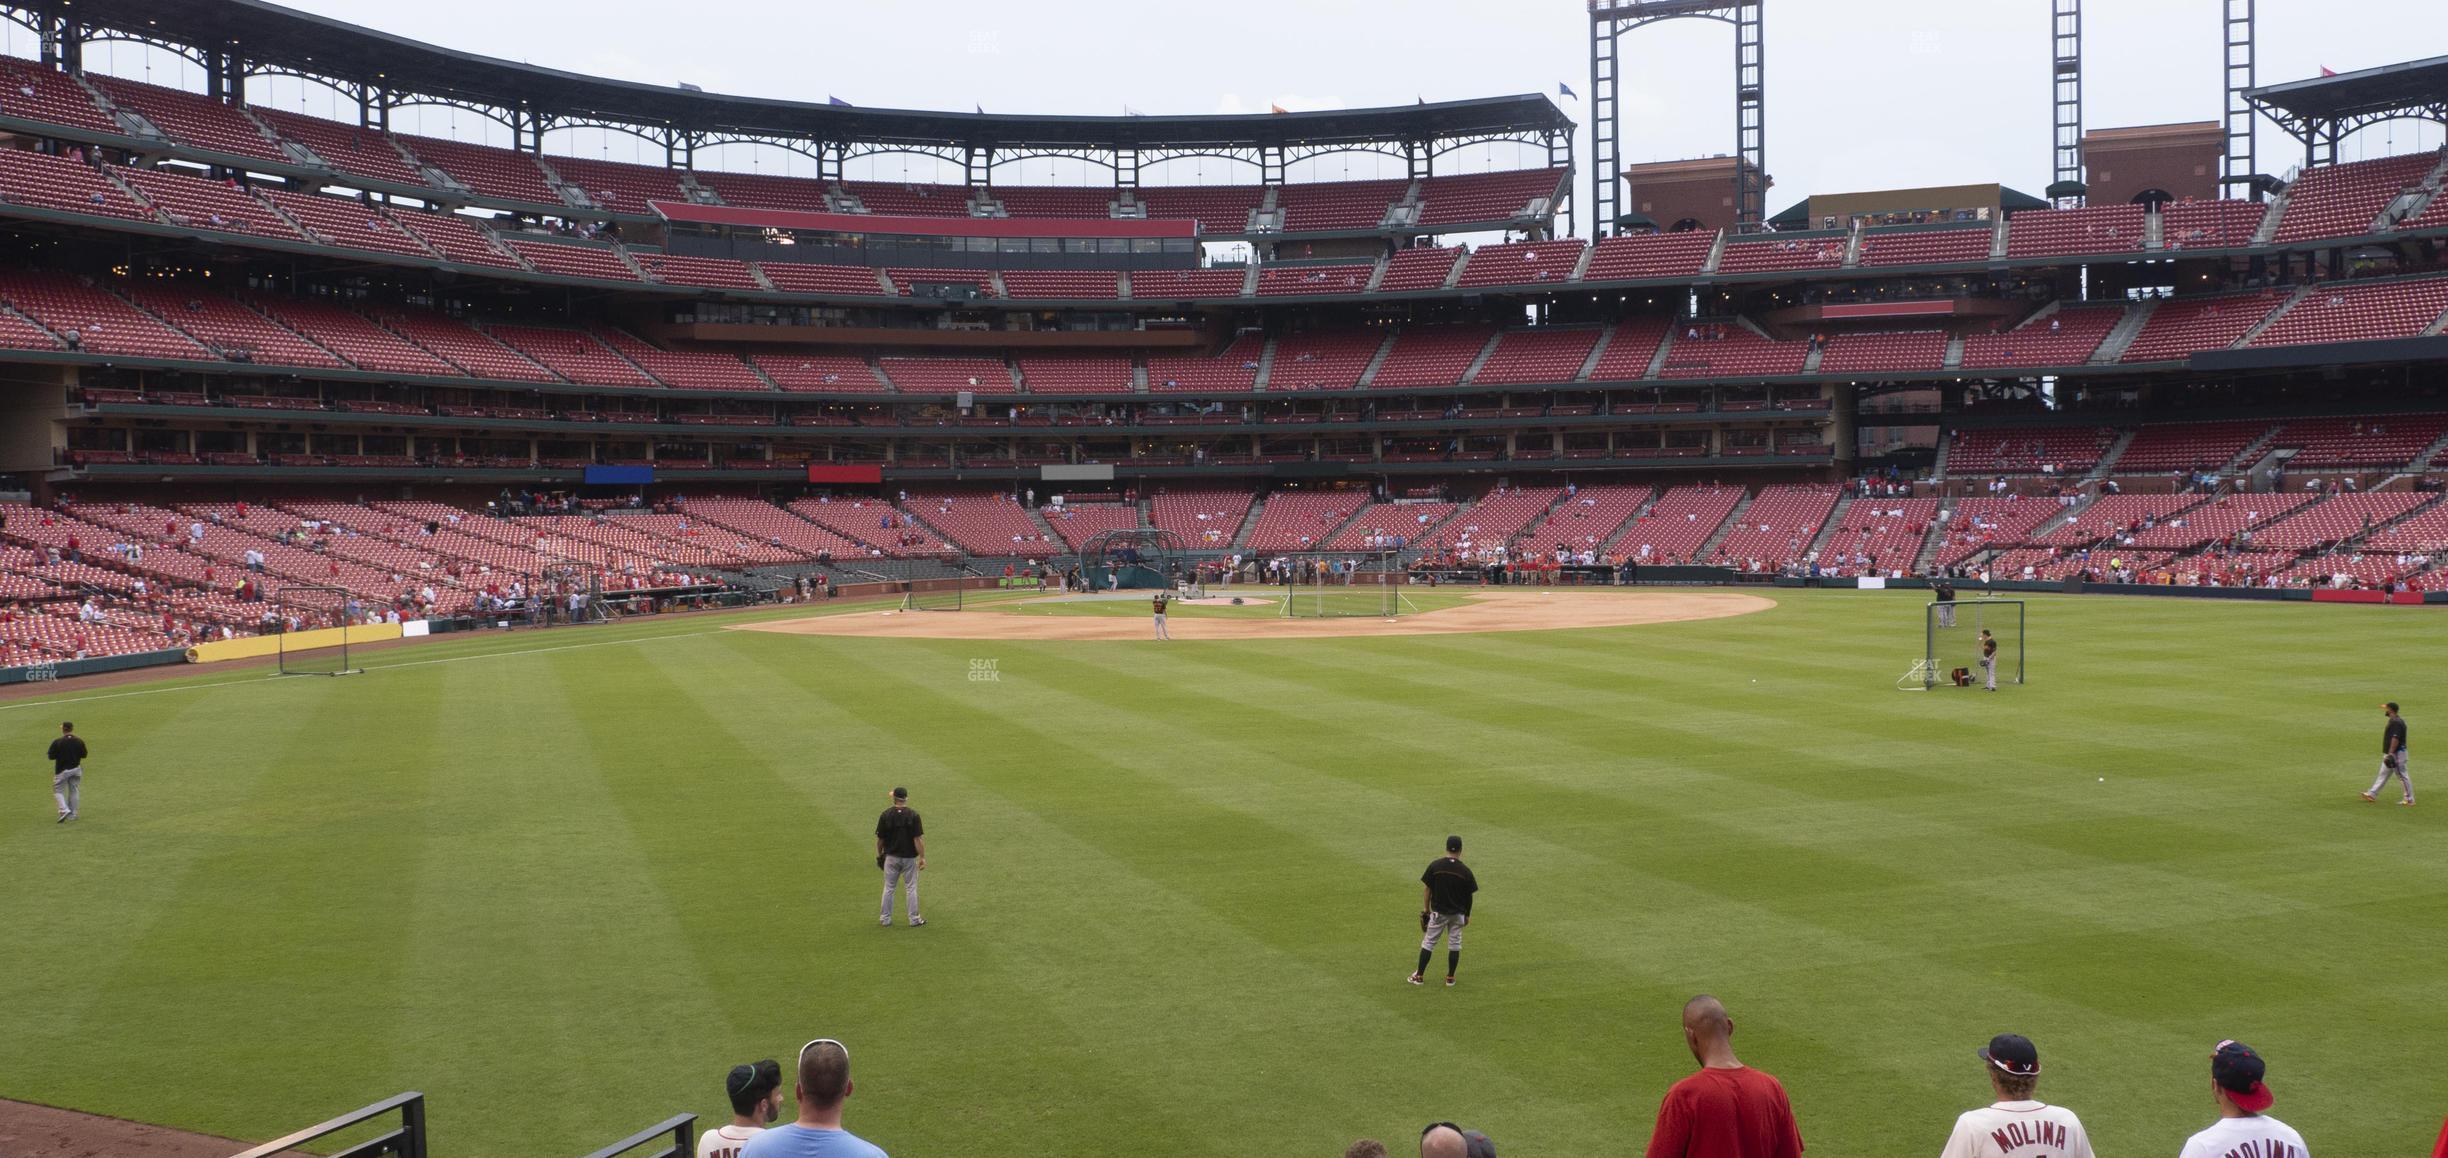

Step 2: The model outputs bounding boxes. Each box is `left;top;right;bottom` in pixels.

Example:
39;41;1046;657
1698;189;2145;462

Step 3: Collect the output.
0;588;2439;1156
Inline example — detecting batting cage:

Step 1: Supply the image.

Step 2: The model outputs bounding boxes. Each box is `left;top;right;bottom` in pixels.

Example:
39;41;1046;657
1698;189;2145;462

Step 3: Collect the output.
274;584;365;676
1079;528;1195;594
1274;550;1414;618
1903;597;2025;690
902;566;976;611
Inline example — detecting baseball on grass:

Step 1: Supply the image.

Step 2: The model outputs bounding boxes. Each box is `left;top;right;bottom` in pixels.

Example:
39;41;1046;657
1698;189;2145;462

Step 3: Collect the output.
2098;777;2106;783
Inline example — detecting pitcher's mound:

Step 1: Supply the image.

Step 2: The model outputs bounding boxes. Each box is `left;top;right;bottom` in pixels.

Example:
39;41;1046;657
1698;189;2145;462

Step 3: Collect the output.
740;588;1772;642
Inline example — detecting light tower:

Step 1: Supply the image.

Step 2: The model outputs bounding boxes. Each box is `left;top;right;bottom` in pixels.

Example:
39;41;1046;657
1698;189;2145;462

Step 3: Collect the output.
1587;1;1766;234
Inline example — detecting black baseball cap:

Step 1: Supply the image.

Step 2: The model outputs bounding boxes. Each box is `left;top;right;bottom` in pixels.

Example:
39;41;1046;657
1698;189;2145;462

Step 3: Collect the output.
1445;834;1462;852
2212;1040;2274;1112
2386;702;2400;712
1979;1033;2040;1077
891;786;907;799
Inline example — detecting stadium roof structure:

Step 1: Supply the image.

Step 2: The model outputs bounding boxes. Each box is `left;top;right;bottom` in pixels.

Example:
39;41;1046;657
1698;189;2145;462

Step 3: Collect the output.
28;0;1572;152
2245;55;2448;166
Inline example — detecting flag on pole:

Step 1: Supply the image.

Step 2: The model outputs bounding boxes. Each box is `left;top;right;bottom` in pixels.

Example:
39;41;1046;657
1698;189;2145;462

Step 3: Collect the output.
2319;65;2338;77
1123;104;1143;116
975;103;986;114
827;95;852;107
1558;81;1578;99
1270;102;1289;114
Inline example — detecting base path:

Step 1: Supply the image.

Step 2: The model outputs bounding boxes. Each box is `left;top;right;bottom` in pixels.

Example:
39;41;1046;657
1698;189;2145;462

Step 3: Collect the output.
740;588;1774;642
0;1098;305;1158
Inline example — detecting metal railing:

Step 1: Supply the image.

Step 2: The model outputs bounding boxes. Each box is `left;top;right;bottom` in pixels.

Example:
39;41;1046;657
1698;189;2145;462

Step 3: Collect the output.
229;1091;426;1158
575;1114;696;1158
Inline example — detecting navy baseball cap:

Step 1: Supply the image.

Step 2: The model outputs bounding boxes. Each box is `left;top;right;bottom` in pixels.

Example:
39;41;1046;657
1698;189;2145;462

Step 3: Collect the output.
1980;1033;2040;1077
891;786;907;799
2212;1040;2273;1112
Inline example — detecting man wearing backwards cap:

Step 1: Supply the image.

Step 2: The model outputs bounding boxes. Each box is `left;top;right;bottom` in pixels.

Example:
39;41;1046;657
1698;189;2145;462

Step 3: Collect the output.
698;1059;784;1158
2177;1040;2307;1158
1938;1034;2093;1158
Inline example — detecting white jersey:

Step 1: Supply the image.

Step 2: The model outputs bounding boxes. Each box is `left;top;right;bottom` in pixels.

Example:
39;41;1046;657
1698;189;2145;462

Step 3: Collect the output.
1939;1100;2093;1158
2177;1115;2308;1158
697;1123;765;1158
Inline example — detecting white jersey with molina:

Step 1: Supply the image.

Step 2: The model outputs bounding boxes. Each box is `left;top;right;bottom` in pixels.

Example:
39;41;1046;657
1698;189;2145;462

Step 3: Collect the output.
1939;1101;2094;1158
697;1124;765;1158
2177;1115;2308;1158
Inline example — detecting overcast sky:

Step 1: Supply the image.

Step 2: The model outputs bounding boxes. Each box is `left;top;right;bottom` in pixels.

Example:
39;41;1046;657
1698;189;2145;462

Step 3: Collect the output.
20;0;2448;230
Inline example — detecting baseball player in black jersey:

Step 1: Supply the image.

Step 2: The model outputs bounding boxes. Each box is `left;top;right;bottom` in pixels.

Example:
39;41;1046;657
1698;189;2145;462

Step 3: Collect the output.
47;721;85;823
1152;591;1172;640
2363;701;2412;806
1410;835;1478;987
1979;629;1998;692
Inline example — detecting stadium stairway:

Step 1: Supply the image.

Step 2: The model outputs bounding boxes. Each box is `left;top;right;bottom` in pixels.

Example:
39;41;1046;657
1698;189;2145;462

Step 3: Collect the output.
1457;332;1503;386
2089;301;2157;364
1800;342;1825;374
1573;323;1616;381
1024;504;1062;544
1701;230;1727;274
2233;286;2312;347
1988;217;2010;259
1353;332;1397;389
2084;429;2140;481
1804;494;1854;561
1594;487;1665;556
1228;498;1267;553
1644;328;1678;379
1694;490;1758;559
2253;188;2289;244
1252;338;1277;391
1942;334;1965;370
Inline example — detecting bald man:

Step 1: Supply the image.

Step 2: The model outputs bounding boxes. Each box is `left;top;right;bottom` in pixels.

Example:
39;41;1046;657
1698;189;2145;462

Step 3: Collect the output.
1643;996;1803;1158
1420;1124;1467;1158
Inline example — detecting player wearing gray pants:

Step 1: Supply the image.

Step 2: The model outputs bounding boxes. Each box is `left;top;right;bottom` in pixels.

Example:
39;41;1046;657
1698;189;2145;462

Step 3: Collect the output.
881;856;921;924
1979;629;1998;692
2364;702;2412;805
47;721;86;823
875;786;927;925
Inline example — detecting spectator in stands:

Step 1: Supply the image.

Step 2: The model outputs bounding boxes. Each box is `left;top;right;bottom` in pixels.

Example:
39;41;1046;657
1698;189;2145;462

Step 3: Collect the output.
739;1038;885;1158
1643;995;1803;1158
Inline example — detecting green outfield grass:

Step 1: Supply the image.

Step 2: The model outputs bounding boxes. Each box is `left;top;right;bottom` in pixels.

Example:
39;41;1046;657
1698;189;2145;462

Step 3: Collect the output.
0;590;2440;1156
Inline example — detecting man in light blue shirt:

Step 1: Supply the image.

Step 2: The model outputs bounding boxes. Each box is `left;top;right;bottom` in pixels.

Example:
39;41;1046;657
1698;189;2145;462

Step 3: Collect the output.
741;1038;886;1158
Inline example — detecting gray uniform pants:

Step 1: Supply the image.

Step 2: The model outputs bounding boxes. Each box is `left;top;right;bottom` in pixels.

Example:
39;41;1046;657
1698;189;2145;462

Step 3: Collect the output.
881;856;921;922
1421;911;1467;952
1153;613;1169;639
52;766;80;816
2369;753;2413;802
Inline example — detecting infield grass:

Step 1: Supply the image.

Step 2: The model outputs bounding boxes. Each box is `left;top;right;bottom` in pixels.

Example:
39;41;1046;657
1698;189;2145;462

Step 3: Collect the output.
0;590;2440;1156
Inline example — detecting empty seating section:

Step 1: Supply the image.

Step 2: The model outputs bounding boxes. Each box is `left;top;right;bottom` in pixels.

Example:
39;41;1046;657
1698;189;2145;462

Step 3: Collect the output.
1413;168;1564;226
2274;152;2440;243
1616;485;1742;563
2400;186;2448;233
260;190;434;259
1147;335;1261;392
2252;493;2430;551
1133;268;1248;298
1150;489;1254;547
1583;232;1715;280
2113;421;2271;472
1587;318;1673;380
1856;227;1992;267
1823;498;1940;572
485;325;656;387
0;305;58;349
682;498;869;558
115;166;299;240
694;170;831;212
1245;490;1365;552
999;270;1119;299
375;308;555;381
988;186;1114;219
89;75;285;162
242;295;457;376
1931;499;2059;567
752;353;887;392
1274;178;1405;231
2369;500;2448;553
1016;353;1134;394
0;58;118;135
1326;502;1456;550
1134;185;1261;234
1656;327;1807;379
0;150;152;221
1711;485;1840;567
788;498;949;557
2128;493;2316;549
901;493;1050;554
2035;494;2202;546
1041;502;1141;549
2268;414;2448;469
845;180;971;217
1817;330;1947;374
1716;236;1844;273
1473;328;1602;385
759;262;892;296
543;154;686;212
1377;248;1463;291
506;239;639;281
590;327;768;392
1256;265;1372;295
2248;277;2448;348
1960;306;2122;368
888;267;996;296
0;272;203;359
2119;293;2286;362
1369;327;1494;389
880;355;1013;394
2006;204;2144;257
400;134;562;205
1456;240;1585;288
253;108;424;186
1417;487;1561;552
1946;425;2117;475
2161;199;2267;249
1268;331;1383;391
125;288;340;367
635;253;763;290
1520;484;1651;550
395;211;523;268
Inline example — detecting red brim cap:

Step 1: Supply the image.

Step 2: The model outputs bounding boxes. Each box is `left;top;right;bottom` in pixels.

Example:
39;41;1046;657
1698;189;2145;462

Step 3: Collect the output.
2228;1081;2274;1113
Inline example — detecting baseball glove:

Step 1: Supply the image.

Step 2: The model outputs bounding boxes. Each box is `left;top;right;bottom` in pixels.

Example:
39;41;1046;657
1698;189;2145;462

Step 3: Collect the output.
1420;910;1431;930
876;854;886;870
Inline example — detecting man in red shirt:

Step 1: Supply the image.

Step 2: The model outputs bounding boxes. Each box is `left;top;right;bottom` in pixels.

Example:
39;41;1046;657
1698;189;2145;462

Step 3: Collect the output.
1644;995;1803;1158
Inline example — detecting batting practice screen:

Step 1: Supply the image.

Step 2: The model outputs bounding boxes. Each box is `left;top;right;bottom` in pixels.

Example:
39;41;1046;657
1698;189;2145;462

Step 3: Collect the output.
1277;552;1403;618
1924;598;2025;689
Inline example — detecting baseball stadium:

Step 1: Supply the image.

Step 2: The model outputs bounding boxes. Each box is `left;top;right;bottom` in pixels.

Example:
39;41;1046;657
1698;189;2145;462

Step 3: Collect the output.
0;0;2444;1154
